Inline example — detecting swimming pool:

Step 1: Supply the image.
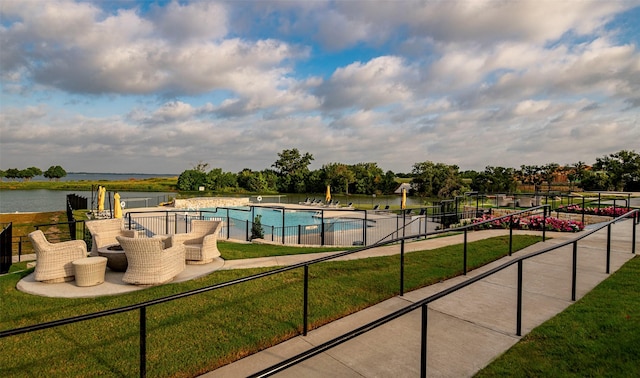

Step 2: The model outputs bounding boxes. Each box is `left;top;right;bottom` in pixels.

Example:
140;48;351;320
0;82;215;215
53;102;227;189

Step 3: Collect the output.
200;206;363;230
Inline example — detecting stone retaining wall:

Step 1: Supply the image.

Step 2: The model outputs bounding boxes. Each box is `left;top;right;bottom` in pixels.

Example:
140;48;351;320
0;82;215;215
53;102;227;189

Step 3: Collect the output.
173;197;250;209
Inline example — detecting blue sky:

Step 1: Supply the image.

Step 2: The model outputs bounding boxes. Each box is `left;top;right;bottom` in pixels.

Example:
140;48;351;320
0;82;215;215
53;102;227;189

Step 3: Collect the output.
1;0;639;174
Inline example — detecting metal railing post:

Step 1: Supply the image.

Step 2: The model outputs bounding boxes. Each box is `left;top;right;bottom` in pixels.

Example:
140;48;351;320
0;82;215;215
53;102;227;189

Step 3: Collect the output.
463;229;468;275
400;239;405;296
364;211;368;246
542;206;547;242
420;304;428;378
140;306;147;378
632;212;637;254
572;241;578;301
509;215;513;256
303;265;309;336
321;212;325;246
606;224;611;274
516;260;523;336
282;210;286;245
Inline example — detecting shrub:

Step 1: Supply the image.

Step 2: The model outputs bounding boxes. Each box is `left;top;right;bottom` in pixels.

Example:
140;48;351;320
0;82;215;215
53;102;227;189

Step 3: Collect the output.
467;214;584;232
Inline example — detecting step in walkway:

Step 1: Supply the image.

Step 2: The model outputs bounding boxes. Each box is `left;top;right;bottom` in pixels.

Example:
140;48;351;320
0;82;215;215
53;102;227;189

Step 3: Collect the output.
203;220;638;377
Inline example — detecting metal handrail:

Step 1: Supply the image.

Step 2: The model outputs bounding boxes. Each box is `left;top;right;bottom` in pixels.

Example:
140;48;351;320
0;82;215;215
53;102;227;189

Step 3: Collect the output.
2;207;634;377
250;209;638;377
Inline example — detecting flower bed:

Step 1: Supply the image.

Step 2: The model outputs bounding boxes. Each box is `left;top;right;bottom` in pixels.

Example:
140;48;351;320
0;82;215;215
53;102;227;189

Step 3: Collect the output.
464;214;584;232
558;205;631;217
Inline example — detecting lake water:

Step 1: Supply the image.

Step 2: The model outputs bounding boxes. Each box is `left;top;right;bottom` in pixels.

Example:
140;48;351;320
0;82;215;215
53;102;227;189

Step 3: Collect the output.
1;172;177;213
0;190;175;213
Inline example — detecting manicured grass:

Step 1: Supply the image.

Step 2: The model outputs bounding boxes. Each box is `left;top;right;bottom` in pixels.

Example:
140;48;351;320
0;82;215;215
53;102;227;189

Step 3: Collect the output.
0;235;541;377
476;255;640;377
0;177;179;192
218;240;353;260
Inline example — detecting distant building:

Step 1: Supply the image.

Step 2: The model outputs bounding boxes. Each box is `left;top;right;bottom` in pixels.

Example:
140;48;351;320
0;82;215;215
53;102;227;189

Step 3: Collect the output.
394;182;413;194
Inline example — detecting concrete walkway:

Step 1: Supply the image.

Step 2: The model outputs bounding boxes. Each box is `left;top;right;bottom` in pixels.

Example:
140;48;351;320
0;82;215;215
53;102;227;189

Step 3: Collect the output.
203;220;638;377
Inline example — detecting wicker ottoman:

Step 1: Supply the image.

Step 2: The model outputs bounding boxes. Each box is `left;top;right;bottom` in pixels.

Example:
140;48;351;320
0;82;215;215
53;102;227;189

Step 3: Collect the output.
73;257;108;287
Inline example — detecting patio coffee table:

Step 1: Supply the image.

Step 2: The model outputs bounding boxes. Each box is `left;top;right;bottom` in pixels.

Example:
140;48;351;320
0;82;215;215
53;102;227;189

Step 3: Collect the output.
73;256;108;287
97;244;128;272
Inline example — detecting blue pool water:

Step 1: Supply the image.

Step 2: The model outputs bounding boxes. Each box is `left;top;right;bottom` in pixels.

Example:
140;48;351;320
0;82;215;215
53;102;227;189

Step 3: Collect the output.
200;206;362;230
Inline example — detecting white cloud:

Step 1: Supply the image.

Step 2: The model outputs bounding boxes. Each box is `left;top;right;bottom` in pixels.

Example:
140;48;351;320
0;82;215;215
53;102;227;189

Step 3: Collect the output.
1;0;639;175
153;1;228;42
319;56;416;110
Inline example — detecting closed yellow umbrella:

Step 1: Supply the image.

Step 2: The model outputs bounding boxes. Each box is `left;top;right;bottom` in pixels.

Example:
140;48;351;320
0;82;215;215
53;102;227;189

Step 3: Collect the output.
114;192;122;218
401;188;407;210
325;185;331;203
97;186;105;212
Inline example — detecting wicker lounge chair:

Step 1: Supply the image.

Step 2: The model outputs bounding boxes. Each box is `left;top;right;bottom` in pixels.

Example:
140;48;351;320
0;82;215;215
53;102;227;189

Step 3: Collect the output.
28;230;88;283
116;236;185;285
168;220;222;264
86;218;138;255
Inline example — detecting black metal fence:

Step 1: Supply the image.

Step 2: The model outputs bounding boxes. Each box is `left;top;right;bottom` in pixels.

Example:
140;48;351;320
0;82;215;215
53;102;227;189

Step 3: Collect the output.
124;206;444;247
251;209;639;377
0;223;12;273
0;209;637;377
67;193;88;210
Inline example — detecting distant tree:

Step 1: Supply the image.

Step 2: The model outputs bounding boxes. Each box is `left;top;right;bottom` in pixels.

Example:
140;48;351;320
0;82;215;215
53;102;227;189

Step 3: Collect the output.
238;169;267;192
43;165;67;181
193;161;209;173
541;163;560;192
204;168;237;191
380;170;399;194
0;169;5;181
349;162;385;194
472;166;516;193
5;168;20;180
261;169;279;192
177;169;206;191
272;148;314;193
322;162;355;195
593;150;640;191
20;167;42;181
411;161;462;198
517;165;543;192
565;161;588;191
580;170;610;191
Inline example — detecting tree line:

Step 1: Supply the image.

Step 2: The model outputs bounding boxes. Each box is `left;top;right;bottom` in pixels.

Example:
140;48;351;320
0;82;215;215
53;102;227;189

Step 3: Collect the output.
3;149;636;196
177;148;640;197
0;166;67;181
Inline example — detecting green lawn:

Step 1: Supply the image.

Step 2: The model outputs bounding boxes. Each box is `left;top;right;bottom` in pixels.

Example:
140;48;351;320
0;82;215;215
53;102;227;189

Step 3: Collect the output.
218;240;353;260
1;235;540;377
476;255;640;377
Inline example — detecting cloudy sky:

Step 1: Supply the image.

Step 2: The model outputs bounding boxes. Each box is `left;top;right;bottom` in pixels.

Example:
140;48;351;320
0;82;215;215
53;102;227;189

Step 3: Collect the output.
1;0;639;175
